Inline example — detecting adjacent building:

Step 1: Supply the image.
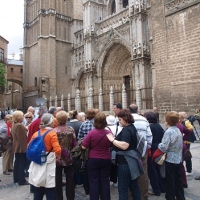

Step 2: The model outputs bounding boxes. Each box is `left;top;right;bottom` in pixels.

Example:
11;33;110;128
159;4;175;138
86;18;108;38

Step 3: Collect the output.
0;35;9;109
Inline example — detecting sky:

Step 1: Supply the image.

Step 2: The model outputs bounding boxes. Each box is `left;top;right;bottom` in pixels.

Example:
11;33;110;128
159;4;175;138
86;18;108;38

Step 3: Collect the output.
0;0;24;60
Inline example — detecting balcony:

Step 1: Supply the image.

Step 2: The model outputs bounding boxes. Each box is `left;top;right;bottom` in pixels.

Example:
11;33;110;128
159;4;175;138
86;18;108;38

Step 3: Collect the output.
95;8;129;36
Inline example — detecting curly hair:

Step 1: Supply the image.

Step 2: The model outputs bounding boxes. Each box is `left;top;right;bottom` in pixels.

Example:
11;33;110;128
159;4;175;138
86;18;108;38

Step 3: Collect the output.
118;109;134;124
4;114;12;122
165;111;179;126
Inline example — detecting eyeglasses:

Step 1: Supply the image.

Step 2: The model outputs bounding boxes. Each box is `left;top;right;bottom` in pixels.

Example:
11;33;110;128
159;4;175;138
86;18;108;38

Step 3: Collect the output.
25;117;32;119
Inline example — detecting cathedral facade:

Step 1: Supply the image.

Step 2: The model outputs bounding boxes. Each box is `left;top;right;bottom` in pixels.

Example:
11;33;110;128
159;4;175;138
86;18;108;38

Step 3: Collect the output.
23;0;200;113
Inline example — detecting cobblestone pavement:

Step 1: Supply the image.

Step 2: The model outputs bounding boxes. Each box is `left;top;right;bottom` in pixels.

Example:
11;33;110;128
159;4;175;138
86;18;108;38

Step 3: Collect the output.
0;119;200;199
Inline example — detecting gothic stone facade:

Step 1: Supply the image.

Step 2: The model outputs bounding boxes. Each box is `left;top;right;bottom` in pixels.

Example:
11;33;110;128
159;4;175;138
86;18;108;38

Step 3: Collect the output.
23;0;200;113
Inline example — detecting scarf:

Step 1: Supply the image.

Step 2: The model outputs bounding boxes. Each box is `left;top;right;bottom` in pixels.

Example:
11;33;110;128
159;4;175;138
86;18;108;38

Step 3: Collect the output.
6;122;12;138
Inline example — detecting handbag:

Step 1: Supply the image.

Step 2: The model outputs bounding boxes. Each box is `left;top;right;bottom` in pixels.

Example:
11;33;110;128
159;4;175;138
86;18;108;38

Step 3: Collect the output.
71;132;107;173
0;132;10;153
183;149;192;161
153;148;167;165
156;153;167;165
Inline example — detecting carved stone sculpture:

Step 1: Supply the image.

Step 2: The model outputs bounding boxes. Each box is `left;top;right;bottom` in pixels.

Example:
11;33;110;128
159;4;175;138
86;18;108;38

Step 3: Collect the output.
137;43;142;56
91;25;94;32
133;44;137;57
92;60;95;68
135;0;139;12
130;2;134;14
88;60;91;69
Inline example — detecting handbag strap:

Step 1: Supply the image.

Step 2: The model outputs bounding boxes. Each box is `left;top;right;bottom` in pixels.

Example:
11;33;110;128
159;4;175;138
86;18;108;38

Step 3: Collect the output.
38;130;53;156
90;132;107;150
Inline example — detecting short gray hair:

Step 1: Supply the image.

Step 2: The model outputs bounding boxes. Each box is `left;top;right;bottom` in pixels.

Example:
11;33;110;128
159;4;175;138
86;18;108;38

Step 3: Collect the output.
40;113;54;128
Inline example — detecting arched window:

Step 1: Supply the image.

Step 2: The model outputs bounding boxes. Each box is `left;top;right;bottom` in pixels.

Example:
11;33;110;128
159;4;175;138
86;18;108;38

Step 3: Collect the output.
123;0;128;8
111;0;116;14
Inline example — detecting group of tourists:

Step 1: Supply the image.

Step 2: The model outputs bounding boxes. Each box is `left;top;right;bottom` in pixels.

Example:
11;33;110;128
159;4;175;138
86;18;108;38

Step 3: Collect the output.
0;103;199;200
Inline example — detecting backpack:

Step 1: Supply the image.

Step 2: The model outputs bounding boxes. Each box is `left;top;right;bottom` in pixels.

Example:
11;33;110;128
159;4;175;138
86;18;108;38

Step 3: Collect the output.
133;119;149;158
136;133;147;158
26;130;52;165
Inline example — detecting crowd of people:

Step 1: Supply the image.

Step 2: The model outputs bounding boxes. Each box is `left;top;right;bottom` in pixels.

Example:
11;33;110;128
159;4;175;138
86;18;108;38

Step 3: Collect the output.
0;104;199;200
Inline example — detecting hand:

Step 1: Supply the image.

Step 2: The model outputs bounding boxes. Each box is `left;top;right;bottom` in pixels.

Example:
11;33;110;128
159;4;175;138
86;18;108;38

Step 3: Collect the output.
56;156;60;161
106;133;114;142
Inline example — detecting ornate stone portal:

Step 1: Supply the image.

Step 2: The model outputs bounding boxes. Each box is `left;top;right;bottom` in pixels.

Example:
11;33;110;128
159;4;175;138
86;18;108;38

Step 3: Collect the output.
23;0;152;111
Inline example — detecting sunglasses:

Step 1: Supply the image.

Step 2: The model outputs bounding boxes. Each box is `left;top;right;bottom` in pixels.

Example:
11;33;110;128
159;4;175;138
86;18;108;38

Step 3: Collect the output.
25;117;32;119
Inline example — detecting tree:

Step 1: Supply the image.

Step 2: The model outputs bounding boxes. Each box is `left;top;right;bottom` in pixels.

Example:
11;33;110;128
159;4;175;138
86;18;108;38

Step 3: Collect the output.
0;63;6;93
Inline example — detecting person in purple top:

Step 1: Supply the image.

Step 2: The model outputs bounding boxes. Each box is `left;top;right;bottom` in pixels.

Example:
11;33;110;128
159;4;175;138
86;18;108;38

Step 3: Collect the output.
176;122;191;188
82;112;113;200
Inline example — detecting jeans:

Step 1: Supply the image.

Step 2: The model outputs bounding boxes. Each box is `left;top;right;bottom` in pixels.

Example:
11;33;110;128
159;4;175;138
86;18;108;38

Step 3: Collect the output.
13;153;26;184
118;164;141;200
34;187;56;200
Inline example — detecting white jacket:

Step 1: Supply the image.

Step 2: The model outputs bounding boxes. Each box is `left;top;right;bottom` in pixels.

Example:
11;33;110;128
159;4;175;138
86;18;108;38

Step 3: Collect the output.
132;113;152;149
28;152;56;188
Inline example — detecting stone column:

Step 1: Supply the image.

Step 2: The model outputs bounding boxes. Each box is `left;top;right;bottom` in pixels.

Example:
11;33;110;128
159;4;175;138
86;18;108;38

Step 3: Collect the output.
136;82;142;112
75;89;81;111
122;84;127;109
67;93;71;111
109;86;114;112
61;94;64;109
87;87;93;110
99;88;103;111
55;95;57;107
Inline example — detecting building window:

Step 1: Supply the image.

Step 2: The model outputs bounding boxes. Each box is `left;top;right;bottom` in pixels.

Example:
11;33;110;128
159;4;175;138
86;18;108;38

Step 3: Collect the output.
123;0;128;8
111;0;116;14
20;69;23;73
34;77;37;87
0;48;4;62
11;68;14;73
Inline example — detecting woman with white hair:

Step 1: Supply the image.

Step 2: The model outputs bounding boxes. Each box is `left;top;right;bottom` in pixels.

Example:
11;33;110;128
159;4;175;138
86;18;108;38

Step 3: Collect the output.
28;113;61;200
78;112;86;122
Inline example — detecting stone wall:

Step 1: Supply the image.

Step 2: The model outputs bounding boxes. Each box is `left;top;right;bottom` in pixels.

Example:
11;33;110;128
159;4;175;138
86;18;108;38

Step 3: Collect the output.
150;0;200;113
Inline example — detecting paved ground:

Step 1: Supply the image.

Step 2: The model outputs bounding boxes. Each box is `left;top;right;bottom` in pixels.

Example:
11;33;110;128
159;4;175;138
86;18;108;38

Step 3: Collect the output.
0;119;200;199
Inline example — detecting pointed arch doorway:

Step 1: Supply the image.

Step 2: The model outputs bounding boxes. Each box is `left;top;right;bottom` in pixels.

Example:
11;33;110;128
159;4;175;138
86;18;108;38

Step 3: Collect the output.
101;43;134;110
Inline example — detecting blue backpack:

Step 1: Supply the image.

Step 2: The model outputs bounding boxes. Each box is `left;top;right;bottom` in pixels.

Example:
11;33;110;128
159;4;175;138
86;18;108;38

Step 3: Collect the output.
26;130;51;165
